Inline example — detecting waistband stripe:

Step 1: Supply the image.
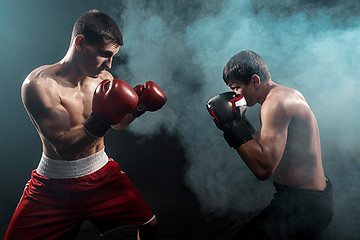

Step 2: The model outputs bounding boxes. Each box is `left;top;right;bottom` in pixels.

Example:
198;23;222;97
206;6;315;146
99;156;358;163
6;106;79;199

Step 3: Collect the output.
36;149;109;179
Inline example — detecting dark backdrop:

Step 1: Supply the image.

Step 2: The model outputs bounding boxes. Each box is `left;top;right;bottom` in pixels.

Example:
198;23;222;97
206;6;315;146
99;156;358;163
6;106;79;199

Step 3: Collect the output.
1;0;360;239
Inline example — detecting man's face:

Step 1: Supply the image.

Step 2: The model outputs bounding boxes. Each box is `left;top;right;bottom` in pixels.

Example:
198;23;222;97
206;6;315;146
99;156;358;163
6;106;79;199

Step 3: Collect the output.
228;80;257;107
78;39;120;78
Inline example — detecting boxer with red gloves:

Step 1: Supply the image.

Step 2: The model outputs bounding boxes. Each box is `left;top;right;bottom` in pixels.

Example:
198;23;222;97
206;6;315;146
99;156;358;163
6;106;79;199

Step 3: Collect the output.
6;10;159;240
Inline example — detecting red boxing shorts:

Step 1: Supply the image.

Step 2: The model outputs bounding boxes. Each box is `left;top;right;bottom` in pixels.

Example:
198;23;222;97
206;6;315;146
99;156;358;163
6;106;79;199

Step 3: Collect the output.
5;150;155;240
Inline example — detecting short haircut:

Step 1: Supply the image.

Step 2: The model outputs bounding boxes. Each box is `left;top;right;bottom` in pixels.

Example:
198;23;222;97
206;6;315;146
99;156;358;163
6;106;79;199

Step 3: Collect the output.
223;50;271;85
71;9;123;46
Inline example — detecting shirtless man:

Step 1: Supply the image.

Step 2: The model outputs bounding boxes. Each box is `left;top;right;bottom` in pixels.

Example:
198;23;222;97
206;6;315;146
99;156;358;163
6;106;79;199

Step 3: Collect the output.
5;10;166;240
207;50;333;239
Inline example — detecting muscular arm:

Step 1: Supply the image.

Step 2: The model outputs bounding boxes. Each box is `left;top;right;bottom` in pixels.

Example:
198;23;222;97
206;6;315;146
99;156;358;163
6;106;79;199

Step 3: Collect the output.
236;98;291;180
22;77;99;160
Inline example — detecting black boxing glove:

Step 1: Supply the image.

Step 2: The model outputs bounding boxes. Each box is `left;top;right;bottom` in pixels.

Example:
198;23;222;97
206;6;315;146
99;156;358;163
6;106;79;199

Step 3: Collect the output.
206;92;255;148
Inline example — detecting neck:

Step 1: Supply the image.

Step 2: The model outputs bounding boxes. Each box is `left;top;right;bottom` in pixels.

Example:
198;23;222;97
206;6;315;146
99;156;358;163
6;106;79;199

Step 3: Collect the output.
58;47;87;86
258;79;277;104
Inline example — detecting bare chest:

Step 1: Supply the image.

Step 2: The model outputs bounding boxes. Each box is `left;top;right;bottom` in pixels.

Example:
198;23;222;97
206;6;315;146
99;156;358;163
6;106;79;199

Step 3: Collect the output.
58;86;94;126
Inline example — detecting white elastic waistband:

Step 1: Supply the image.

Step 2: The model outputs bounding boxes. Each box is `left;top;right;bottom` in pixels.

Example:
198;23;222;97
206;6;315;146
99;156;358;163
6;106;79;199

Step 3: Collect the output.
36;149;109;179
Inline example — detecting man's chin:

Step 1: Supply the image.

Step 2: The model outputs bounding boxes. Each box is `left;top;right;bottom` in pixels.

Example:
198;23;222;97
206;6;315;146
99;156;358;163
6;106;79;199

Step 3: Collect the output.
87;69;105;78
88;72;101;78
245;101;255;107
88;74;99;79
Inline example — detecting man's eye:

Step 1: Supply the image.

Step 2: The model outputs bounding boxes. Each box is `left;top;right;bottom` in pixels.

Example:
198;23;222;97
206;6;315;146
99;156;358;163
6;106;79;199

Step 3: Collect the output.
99;51;112;58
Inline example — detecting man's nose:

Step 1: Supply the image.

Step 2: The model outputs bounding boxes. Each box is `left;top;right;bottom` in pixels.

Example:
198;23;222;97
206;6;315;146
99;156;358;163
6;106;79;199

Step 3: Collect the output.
232;89;241;95
105;57;113;69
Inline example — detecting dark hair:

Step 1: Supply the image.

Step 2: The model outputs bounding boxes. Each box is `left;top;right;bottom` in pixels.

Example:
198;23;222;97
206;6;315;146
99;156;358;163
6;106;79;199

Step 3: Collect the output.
71;9;123;46
223;50;271;85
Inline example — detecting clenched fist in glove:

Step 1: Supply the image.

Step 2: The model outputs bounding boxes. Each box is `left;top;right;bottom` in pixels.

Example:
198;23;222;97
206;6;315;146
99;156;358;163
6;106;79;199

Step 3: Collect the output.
84;79;139;137
206;92;255;148
131;81;167;117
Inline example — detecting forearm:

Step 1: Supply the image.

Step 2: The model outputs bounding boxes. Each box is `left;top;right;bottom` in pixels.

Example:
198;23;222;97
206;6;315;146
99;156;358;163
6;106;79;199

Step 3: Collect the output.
111;114;136;130
236;139;275;180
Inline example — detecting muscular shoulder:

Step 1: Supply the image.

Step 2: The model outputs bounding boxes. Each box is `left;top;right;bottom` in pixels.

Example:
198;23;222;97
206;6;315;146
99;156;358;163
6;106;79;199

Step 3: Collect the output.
262;86;310;122
22;65;61;113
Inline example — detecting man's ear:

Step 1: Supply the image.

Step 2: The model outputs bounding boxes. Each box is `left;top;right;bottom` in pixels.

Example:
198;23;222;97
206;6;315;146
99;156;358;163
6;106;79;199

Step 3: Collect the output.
251;74;261;86
74;35;85;51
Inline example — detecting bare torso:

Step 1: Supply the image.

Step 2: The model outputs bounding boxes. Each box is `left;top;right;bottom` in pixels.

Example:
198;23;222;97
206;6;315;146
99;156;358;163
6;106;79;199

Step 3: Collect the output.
265;86;326;190
22;63;112;160
235;80;326;191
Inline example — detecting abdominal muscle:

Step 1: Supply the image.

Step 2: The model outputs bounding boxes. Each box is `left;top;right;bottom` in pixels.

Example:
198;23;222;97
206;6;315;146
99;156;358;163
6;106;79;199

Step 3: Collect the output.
42;136;105;161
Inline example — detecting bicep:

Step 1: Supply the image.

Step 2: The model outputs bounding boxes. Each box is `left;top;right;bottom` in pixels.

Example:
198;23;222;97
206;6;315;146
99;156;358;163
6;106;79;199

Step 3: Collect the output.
22;78;71;144
34;107;71;143
257;102;291;164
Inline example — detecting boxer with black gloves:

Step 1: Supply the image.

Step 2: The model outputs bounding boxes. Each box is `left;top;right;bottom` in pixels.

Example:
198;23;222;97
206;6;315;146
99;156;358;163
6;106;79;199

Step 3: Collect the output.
207;50;333;240
5;10;164;240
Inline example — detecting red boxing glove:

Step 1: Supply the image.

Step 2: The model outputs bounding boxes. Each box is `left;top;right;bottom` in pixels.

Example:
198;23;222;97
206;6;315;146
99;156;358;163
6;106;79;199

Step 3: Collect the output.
131;81;167;117
84;79;139;137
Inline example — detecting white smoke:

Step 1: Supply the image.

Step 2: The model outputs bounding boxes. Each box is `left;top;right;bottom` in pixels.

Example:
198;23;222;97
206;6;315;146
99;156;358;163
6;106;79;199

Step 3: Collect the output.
107;0;360;237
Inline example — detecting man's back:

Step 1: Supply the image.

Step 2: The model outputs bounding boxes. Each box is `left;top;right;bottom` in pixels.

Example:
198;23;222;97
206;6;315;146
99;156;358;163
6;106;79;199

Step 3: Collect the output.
265;86;326;190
